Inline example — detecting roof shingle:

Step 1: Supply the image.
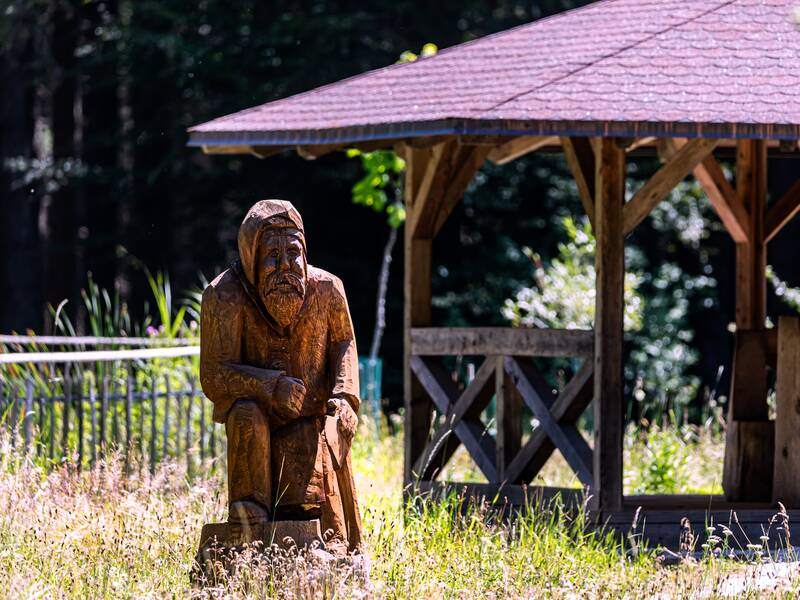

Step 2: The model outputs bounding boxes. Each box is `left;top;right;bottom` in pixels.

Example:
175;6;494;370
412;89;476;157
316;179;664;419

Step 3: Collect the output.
189;0;800;145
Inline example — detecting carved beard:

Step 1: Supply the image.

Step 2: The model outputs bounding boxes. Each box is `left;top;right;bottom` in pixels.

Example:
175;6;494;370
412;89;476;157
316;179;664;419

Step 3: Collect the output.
260;271;306;329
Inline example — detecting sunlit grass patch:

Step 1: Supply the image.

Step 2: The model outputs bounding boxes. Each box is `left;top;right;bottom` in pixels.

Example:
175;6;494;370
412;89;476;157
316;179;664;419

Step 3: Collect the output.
0;423;796;598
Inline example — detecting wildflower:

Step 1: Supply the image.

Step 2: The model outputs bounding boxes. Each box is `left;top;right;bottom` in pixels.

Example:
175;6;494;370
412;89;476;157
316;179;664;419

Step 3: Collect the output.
146;326;157;336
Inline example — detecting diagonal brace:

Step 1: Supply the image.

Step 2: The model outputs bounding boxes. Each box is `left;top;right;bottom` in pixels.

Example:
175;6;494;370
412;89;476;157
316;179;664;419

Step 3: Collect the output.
410;356;498;481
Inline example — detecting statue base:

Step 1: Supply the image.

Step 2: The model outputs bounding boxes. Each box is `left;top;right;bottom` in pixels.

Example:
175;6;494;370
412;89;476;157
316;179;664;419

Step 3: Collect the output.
193;518;336;585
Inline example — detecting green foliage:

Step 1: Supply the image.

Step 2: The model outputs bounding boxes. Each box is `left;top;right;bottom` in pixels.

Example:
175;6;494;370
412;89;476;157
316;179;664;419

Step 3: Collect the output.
632;427;688;495
502;217;643;331
502;171;720;421
346;149;406;228
768;265;800;314
143;269;188;340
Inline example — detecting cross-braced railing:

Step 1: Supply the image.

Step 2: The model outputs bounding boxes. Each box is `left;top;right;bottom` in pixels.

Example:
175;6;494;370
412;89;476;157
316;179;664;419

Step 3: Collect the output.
406;327;594;501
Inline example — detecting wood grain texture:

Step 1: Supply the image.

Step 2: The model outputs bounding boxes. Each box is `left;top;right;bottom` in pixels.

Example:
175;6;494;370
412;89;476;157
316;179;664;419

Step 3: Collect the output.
660;138;748;243
503;360;593;485
488;135;557;165
410;327;594;357
623;137;718;235
773;316;800;507
765;177;800;243
403;144;434;486
496;357;522;481
410;356;498;482
729;330;770;421
723;139;770;503
199;199;363;552
734;138;767;331
505;357;593;486
561;136;596;227
593;138;625;512
722;420;774;502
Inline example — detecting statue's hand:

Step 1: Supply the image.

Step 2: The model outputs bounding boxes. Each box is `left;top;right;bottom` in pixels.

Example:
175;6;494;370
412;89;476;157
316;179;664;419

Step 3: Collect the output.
327;398;357;441
273;376;306;423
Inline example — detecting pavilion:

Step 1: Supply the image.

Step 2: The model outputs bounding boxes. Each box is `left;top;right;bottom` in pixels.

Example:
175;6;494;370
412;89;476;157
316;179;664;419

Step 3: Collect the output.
189;0;800;546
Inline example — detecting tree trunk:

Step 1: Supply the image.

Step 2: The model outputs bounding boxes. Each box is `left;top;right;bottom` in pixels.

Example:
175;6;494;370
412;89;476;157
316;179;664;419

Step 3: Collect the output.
81;0;119;292
369;225;398;360
0;31;40;333
43;0;79;329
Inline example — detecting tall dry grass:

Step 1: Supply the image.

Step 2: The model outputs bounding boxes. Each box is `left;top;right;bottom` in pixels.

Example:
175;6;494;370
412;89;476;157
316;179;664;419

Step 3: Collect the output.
0;422;797;598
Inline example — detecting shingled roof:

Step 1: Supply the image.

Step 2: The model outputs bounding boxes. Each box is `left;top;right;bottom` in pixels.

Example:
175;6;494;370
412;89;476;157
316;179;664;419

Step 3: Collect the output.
189;0;800;148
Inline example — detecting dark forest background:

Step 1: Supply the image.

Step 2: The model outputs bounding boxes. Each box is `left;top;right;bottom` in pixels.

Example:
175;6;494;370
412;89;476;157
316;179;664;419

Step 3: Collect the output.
2;0;800;415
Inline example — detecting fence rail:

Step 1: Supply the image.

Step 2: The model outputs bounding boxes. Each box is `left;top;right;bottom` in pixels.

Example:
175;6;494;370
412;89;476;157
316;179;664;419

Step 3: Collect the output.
0;334;195;346
1;370;220;475
1;336;385;473
0;346;200;364
0;343;221;475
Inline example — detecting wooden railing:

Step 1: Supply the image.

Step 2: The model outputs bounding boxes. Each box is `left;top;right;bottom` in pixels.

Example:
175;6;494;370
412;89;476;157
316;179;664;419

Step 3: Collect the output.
408;327;594;495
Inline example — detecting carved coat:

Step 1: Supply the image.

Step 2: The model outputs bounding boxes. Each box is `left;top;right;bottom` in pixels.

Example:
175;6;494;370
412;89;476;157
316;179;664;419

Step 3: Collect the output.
200;217;362;550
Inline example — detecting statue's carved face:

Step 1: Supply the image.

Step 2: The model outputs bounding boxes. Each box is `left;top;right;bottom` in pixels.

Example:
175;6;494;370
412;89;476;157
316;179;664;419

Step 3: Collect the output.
257;231;307;328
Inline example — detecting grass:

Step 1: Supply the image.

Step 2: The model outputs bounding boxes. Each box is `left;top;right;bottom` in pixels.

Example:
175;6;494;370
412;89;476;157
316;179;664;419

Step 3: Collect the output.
0;420;796;598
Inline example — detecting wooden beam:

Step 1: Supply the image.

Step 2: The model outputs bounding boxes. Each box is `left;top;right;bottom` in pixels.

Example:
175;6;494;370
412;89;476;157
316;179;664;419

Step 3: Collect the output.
431;144;491;236
625;137;656;152
409;327;594;357
623;138;718;235
729;330;770;421
505;357;593;486
561;136;596;227
695;155;749;243
734;139;767;330
413;357;496;480
403;144;434;486
593;138;625;512
406;141;452;239
765;177;800;243
407;141;487;239
723;138;771;503
488;136;557;165
496;357;522;481
416;481;586;510
774;316;800;507
503;360;593;484
663;138;748;243
410;356;498;482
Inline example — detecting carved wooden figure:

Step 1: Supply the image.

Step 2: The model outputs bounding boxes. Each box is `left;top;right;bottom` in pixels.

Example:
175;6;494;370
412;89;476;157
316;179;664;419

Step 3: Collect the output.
198;199;362;558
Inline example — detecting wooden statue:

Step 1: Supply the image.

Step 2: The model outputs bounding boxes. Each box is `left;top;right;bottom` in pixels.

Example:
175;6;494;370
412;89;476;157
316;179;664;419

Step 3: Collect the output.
198;199;362;558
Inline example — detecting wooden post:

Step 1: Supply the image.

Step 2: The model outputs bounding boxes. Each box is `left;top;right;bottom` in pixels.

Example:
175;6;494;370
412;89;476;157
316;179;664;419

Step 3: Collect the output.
200;381;206;462
162;376;171;460
186;378;195;477
403;144;435;486
77;376;84;469
89;379;97;466
723;138;773;502
496;357;522;481
734;139;767;334
100;375;109;456
404;236;433;484
150;376;158;474
125;375;133;472
592;137;625;513
774;316;800;507
62;376;71;460
49;385;56;461
24;379;34;455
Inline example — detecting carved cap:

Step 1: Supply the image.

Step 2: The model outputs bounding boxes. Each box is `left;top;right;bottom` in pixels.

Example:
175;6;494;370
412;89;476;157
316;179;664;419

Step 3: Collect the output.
237;199;306;284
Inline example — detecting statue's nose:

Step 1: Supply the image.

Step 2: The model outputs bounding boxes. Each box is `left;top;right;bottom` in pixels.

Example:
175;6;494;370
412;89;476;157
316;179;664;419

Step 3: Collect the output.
279;252;290;270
